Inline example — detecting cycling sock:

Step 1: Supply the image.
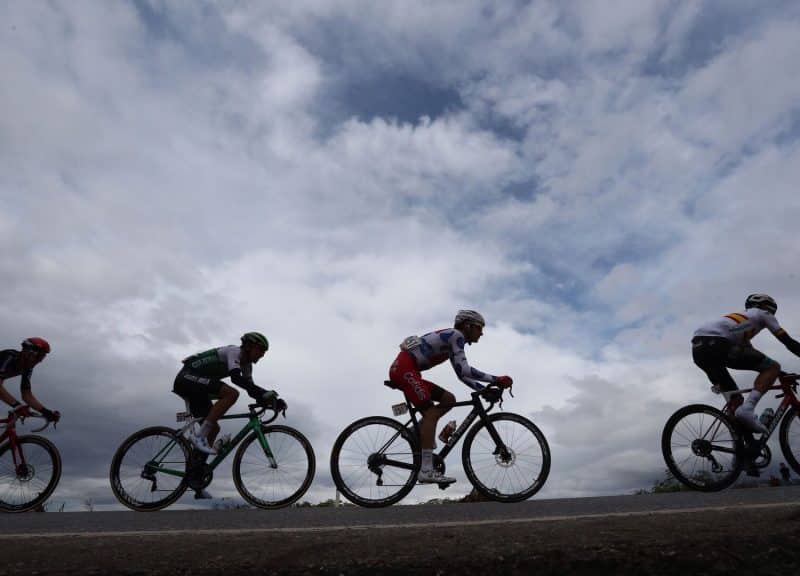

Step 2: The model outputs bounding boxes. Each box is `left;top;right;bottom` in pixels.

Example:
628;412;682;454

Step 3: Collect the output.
421;449;433;472
743;390;762;411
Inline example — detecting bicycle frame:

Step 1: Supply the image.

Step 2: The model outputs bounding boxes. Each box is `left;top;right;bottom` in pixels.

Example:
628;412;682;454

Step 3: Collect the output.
720;373;800;448
0;412;23;469
380;387;508;473
144;405;279;480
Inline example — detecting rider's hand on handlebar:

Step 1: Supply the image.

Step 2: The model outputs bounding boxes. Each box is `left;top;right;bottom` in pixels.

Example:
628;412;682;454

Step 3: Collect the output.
495;375;513;388
40;408;60;423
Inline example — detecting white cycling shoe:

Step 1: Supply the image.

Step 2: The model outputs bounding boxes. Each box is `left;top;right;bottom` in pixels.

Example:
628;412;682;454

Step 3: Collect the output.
186;431;217;455
417;470;456;484
734;405;768;435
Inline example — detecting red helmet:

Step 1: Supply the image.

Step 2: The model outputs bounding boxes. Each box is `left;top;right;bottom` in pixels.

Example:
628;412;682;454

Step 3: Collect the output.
22;337;51;354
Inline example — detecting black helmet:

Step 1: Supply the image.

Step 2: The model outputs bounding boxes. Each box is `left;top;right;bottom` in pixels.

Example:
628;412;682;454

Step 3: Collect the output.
745;294;777;315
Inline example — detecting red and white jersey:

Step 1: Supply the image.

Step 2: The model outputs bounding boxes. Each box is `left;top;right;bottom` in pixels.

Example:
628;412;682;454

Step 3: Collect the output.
399;328;496;391
694;308;786;346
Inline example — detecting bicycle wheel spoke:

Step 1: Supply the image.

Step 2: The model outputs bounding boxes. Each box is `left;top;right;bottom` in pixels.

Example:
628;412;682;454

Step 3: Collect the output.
463;414;550;502
233;426;314;509
0;436;61;512
110;427;189;511
331;417;418;507
662;404;741;491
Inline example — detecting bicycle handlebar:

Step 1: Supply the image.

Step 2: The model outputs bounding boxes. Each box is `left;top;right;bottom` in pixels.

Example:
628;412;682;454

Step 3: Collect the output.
248;403;282;425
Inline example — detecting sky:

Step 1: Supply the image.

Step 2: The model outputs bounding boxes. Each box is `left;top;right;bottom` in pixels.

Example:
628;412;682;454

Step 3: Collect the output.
2;0;800;510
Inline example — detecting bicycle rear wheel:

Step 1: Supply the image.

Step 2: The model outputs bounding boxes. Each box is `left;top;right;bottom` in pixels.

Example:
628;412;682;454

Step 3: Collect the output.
0;435;62;513
232;425;315;509
462;413;550;502
109;426;190;511
661;404;743;491
779;407;800;475
330;416;419;508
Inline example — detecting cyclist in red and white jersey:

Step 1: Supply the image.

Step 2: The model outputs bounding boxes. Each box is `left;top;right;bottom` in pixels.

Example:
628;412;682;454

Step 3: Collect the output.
692;294;800;434
0;338;60;423
389;310;513;484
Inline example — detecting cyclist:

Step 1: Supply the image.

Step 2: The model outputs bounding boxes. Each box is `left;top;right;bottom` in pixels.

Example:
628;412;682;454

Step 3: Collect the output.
173;332;281;456
0;338;60;423
389;310;513;484
692;294;800;436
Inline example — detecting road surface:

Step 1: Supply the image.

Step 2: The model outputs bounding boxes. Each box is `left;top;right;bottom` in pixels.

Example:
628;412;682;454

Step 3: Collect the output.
2;487;799;575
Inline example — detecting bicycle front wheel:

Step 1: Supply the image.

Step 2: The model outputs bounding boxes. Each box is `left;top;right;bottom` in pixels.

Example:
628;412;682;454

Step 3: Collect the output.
330;416;419;508
109;426;190;511
232;425;316;509
779;407;800;475
0;435;62;513
661;404;743;491
462;413;550;502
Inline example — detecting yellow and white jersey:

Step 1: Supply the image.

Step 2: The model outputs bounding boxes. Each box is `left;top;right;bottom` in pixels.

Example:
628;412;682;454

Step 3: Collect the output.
694;308;786;345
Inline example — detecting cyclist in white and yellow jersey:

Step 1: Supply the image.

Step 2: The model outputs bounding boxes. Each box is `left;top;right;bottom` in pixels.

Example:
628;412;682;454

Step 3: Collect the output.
692;294;800;434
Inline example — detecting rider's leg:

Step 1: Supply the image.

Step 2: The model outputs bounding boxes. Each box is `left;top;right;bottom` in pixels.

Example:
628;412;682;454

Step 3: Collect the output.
419;392;456;450
199;384;239;440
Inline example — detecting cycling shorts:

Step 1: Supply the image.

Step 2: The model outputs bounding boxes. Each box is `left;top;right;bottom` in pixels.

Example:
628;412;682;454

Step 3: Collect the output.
389;350;445;410
691;336;777;392
172;369;223;418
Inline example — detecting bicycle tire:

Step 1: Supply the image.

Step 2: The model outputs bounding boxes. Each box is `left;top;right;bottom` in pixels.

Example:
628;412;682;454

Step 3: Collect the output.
0;435;62;513
779;406;800;475
462;412;550;502
109;426;190;511
232;425;316;509
661;404;743;491
330;416;419;508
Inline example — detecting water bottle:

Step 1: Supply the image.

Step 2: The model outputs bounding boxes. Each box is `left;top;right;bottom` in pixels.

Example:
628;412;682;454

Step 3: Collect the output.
438;420;457;443
759;408;775;429
213;433;232;453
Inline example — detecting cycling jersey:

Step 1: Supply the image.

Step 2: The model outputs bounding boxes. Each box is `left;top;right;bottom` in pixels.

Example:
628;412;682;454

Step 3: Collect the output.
693;308;786;346
181;346;253;382
399;328;497;391
0;350;32;391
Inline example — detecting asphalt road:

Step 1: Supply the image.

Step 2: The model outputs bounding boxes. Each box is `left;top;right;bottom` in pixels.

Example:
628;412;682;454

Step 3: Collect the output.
2;487;799;575
1;485;798;535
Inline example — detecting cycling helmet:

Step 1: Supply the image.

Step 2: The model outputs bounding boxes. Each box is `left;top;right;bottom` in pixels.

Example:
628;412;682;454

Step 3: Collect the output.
454;310;486;327
745;293;777;315
241;331;269;350
22;337;51;354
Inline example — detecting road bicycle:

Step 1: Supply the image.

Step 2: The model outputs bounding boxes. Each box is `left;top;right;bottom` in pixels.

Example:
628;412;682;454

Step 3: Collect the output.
662;372;800;491
330;382;551;507
110;402;315;511
0;410;62;513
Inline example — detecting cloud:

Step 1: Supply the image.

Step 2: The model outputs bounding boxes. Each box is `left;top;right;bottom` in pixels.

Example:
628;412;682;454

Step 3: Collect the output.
2;1;799;508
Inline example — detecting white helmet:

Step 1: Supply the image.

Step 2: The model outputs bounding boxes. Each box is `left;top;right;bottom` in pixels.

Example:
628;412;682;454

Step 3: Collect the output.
454;309;486;327
745;293;777;315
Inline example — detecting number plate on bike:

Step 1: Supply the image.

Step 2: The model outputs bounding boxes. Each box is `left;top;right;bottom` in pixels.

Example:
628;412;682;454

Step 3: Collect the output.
392;403;408;416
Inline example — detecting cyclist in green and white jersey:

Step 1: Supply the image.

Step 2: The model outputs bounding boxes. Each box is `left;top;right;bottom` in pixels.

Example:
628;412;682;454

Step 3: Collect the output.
173;332;280;456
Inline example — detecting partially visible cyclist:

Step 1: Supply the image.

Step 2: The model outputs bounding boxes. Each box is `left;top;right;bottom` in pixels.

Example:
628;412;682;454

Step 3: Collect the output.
173;332;281;456
692;294;800;437
0;337;60;423
389;310;513;485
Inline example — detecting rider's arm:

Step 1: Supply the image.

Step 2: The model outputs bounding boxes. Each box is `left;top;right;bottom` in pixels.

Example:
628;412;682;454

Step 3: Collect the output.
21;389;45;412
228;369;276;402
0;379;20;407
449;335;496;391
776;331;800;357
